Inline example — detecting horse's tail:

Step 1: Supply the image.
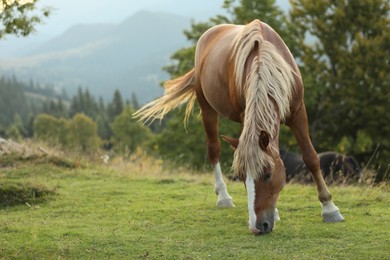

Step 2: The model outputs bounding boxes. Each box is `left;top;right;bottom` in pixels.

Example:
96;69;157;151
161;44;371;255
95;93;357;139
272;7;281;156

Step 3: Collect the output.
231;19;295;179
133;69;196;125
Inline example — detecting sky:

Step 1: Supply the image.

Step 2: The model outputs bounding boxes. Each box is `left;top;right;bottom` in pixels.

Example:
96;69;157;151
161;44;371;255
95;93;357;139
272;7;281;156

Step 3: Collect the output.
35;0;227;36
35;0;289;37
0;0;289;57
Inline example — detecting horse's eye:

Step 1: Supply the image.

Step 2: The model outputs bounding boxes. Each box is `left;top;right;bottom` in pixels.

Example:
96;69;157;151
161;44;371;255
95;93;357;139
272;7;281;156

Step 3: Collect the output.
263;173;271;182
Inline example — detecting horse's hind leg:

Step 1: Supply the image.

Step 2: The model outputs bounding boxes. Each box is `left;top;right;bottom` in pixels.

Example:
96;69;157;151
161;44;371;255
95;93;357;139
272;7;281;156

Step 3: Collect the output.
286;102;344;222
197;91;235;208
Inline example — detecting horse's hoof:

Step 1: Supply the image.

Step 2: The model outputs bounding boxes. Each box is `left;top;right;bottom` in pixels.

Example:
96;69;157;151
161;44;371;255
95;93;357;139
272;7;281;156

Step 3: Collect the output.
322;201;344;222
322;210;345;222
217;198;235;208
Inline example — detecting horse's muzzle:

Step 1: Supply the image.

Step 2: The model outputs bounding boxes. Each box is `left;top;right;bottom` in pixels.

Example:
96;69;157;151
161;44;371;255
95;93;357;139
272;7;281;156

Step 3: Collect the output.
256;220;274;234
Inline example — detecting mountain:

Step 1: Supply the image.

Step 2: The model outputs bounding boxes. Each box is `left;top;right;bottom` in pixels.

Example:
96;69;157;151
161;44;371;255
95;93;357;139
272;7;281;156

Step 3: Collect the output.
0;11;191;103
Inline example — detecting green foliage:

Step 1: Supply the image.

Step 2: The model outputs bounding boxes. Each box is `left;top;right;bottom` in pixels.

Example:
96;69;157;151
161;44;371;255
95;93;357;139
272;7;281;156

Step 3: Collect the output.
107;89;124;120
222;0;301;56
5;123;21;141
111;106;151;154
290;0;390;167
66;113;100;152
33;114;66;145
0;76;70;138
154;109;208;170
0;76;29;128
70;88;99;119
0;0;51;39
153;107;241;172
34;113;100;152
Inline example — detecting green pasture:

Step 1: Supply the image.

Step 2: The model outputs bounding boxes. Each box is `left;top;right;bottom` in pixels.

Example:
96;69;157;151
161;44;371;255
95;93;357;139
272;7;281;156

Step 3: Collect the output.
0;157;389;259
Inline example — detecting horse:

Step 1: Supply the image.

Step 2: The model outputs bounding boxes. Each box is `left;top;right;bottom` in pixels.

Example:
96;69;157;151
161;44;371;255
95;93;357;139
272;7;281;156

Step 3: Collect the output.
133;19;344;235
279;149;305;182
318;152;361;181
280;149;361;184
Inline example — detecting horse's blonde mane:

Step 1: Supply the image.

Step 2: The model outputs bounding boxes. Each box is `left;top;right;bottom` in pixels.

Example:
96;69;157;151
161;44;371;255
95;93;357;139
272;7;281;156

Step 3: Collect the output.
231;19;295;179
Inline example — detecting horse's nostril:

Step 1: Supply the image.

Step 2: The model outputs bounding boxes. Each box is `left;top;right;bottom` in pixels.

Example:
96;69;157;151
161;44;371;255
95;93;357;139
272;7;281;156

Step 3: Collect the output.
262;221;270;232
257;221;272;234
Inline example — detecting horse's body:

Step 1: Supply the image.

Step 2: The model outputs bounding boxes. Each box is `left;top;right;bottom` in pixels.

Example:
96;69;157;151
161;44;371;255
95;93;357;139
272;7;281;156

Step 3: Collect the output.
318;152;361;181
134;19;344;234
280;150;361;183
279;149;305;181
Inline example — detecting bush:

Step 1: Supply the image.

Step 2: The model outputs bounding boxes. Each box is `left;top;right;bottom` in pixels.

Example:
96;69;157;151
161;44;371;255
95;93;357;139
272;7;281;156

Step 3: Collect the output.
111;106;152;154
66;113;100;152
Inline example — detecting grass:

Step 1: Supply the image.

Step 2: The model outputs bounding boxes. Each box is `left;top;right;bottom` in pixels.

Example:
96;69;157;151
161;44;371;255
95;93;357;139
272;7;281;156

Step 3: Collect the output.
0;154;389;259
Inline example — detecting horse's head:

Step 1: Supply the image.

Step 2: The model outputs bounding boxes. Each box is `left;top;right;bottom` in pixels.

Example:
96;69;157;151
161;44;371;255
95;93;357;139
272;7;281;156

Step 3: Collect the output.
222;132;286;235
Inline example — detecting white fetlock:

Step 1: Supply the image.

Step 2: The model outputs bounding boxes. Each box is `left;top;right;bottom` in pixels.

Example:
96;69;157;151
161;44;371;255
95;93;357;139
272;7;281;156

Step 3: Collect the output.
217;198;235;208
274;208;281;221
322;201;345;222
213;163;235;208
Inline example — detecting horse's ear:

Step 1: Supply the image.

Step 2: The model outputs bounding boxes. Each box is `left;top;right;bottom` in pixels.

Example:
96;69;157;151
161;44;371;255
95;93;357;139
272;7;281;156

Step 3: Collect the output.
259;131;270;150
221;135;239;149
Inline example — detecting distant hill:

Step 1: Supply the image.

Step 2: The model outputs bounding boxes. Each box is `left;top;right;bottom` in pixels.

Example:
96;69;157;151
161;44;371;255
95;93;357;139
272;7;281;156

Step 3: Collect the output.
0;11;191;103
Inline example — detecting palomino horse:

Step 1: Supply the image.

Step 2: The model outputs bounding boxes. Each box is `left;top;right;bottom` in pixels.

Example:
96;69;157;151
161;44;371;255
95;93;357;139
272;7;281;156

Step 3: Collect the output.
134;19;344;234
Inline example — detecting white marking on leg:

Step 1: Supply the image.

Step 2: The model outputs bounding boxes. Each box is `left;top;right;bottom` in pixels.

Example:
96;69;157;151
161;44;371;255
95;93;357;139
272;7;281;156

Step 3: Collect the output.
214;163;234;207
322;201;345;222
245;174;258;233
322;201;339;214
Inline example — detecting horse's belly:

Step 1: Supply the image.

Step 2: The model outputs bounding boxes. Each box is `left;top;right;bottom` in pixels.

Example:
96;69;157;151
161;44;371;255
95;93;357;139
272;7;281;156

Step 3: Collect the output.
201;78;240;122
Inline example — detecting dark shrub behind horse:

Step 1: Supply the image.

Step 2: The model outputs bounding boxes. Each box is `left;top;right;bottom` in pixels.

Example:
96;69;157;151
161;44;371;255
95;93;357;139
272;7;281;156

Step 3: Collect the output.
280;149;361;184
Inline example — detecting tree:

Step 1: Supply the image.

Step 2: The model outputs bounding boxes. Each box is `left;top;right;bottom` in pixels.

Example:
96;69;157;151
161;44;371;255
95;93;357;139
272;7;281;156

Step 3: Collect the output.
69;87;98;119
154;108;241;172
0;76;30;127
111;106;152;154
33;113;66;145
108;89;124;120
96;96;112;141
222;0;301;55
290;0;390;171
0;0;51;39
66;113;100;152
130;92;140;110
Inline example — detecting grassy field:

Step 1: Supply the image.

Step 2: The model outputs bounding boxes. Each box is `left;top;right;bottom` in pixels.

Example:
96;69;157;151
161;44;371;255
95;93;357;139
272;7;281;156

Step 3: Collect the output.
1;154;389;259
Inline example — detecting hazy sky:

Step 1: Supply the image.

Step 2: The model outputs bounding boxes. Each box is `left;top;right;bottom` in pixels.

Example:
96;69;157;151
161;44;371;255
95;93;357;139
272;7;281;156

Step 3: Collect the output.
36;0;226;36
0;0;289;56
36;0;289;36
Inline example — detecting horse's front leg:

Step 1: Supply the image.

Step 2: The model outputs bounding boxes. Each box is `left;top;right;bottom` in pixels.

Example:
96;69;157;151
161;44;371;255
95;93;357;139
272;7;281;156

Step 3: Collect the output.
198;92;235;208
206;120;235;208
213;162;235;207
286;102;344;222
